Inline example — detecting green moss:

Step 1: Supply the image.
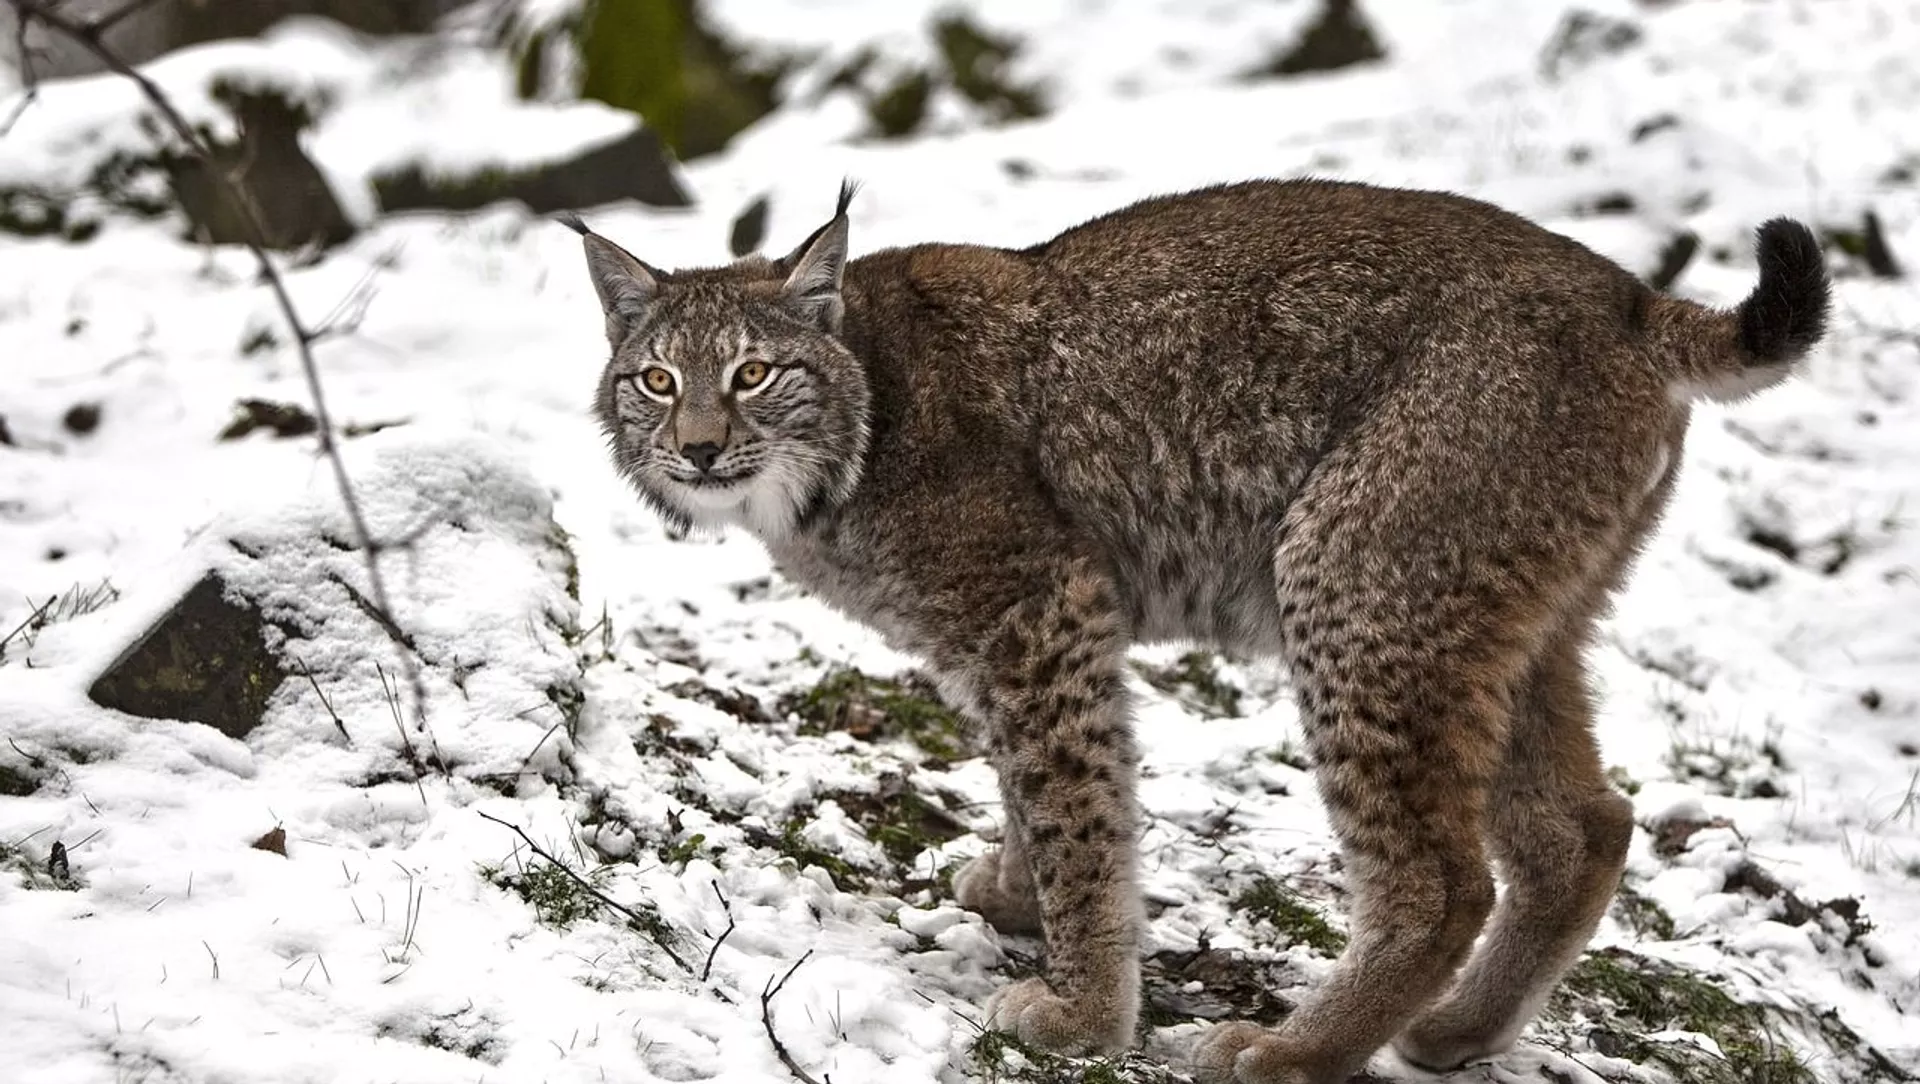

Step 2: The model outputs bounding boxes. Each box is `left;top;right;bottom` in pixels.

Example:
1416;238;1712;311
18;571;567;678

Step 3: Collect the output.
1606;763;1642;796
1135;652;1242;718
863;791;952;866
782;667;970;761
837;784;968;873
1264;740;1310;770
486;861;604;927
1612;883;1678;941
487;854;679;950
1234;876;1346;954
773;816;869;891
1558;949;1816;1084
659;831;721;866
968;1028;1184;1083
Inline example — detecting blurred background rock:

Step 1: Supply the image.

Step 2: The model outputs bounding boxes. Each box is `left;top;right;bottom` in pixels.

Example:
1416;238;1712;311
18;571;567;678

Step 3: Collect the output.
0;0;1388;249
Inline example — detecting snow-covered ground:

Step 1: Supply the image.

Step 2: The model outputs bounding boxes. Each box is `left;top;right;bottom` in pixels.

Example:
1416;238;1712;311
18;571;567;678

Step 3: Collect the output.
3;1;1918;1081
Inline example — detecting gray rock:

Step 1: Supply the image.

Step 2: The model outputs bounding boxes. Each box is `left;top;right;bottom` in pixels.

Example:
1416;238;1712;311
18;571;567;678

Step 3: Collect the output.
164;87;356;251
372;125;692;216
88;573;288;739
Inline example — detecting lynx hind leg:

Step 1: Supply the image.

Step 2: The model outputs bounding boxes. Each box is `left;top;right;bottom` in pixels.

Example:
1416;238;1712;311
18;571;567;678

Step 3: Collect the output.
1196;417;1621;1083
1198;560;1519;1081
953;808;1044;935
1394;619;1635;1071
970;569;1144;1055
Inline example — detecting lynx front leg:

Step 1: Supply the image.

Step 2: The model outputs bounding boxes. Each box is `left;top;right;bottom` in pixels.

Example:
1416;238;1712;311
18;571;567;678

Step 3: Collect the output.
962;570;1143;1055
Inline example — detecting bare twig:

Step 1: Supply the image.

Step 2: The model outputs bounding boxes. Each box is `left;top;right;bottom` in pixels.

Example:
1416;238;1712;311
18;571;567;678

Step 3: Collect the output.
702;879;735;983
293;657;349;741
1;0;425;725
475;811;692;973
89;0;166;38
760;950;824;1084
0;5;36;136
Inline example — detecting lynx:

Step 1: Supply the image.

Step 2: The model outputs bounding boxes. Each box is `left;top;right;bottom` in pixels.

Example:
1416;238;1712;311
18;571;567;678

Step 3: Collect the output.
564;179;1829;1083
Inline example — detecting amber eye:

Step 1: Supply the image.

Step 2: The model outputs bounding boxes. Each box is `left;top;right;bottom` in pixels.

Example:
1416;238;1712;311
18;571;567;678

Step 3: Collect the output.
640;367;675;396
733;360;771;391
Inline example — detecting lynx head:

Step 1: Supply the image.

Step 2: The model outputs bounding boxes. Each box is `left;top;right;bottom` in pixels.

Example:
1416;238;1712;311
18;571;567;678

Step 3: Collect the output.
570;184;870;539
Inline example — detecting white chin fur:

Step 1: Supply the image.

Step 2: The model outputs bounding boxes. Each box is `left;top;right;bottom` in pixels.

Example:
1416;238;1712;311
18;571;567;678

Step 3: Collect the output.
669;470;807;537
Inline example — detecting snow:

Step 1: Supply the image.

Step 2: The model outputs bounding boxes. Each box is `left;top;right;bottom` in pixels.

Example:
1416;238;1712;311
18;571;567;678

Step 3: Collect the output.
4;1;1920;1082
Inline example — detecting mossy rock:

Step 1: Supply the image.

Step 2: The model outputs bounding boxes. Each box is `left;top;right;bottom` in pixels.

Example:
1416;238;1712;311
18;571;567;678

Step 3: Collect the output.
88;573;287;740
932;13;1046;122
0;763;44;797
164;86;355;250
565;0;787;161
1252;0;1386;79
825;12;1047;141
371;125;691;214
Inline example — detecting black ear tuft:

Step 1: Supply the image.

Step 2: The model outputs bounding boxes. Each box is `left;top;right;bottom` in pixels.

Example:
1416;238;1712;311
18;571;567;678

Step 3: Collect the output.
835;178;860;219
556;211;592;237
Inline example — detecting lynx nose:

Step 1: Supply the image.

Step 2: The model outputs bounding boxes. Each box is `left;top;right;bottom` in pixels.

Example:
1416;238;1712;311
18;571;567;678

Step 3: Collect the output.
681;441;724;473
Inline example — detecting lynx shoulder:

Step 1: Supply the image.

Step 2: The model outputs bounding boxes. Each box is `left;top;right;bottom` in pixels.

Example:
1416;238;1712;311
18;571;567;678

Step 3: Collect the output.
568;179;1829;1083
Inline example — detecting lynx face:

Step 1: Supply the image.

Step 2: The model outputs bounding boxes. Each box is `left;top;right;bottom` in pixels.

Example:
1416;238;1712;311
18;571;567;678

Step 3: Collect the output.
576;193;869;537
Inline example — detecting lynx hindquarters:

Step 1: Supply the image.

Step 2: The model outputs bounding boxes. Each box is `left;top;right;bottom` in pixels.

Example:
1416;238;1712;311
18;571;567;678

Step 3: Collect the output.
1194;340;1654;1082
1195;226;1827;1082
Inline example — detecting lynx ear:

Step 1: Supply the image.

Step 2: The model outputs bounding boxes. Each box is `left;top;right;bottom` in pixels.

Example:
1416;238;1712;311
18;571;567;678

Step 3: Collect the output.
559;212;660;344
778;181;856;333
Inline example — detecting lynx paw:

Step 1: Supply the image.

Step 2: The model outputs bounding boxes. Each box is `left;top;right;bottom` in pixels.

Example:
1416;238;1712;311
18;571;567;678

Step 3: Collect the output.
1391;1009;1511;1072
953;848;1043;934
1191;1022;1313;1084
985;978;1130;1055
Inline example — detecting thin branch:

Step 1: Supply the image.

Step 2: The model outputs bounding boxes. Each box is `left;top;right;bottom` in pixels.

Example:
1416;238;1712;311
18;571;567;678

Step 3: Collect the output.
475;812;692;973
88;0;166;38
0;9;35;136
1;0;425;725
701;879;735;983
761;950;825;1084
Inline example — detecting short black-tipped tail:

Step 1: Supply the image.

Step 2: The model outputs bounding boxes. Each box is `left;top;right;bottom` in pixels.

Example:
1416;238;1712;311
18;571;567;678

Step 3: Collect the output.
1738;218;1830;364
